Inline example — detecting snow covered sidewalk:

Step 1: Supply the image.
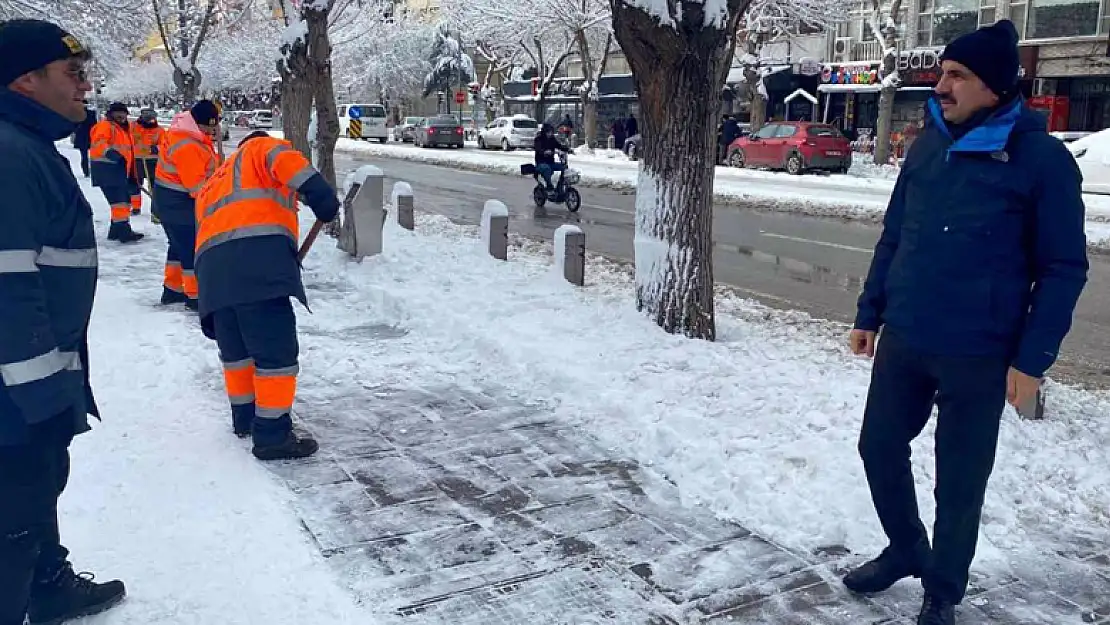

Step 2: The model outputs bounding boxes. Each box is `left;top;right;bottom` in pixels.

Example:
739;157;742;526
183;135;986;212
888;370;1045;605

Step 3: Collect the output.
65;143;1110;624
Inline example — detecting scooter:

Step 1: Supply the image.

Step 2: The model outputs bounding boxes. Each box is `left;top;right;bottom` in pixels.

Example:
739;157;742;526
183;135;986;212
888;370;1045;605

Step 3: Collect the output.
520;152;581;213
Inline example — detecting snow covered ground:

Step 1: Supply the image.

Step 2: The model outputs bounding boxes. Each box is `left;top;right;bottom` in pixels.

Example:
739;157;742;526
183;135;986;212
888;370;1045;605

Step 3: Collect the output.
60;140;1110;623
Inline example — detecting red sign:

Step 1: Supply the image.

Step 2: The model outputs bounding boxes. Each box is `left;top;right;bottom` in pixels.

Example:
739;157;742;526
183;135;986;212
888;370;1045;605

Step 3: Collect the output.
454;91;465;104
1029;95;1070;132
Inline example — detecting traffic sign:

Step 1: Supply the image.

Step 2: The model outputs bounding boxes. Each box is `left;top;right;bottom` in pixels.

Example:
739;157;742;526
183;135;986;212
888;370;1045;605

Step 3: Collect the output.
349;105;361;119
454;91;465;104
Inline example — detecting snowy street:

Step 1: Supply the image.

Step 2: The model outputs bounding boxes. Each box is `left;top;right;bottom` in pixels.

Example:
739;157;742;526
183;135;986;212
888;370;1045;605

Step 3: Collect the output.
64;143;1110;625
281;134;1110;389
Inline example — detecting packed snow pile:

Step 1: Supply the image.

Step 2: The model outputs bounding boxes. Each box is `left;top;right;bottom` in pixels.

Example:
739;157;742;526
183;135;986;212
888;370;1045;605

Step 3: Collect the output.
1067;128;1110;196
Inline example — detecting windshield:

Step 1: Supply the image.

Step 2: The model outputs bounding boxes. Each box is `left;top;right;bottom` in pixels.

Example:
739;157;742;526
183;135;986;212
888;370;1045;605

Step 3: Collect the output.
404;117;421;124
512;119;538;129
365;105;387;118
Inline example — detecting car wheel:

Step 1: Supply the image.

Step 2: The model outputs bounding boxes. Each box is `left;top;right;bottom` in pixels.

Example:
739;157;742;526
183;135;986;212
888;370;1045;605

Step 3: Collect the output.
478;137;486;149
786;152;803;175
532;185;547;207
728;149;746;168
565;188;581;213
502;139;512;152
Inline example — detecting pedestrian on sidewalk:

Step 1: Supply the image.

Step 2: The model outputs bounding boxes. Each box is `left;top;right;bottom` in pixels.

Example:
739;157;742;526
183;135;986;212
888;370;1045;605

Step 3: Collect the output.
0;19;126;625
130;108;163;216
90;102;144;243
844;19;1088;625
194;131;339;461
71;101;94;178
153;101;219;311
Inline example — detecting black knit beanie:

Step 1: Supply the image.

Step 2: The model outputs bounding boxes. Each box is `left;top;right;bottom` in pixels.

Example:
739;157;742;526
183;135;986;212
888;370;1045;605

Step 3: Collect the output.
940;20;1021;98
190;99;219;126
0;19;90;86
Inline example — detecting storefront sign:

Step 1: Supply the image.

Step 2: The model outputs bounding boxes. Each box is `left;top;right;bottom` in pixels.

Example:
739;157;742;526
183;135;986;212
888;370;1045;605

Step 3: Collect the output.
821;63;879;85
897;48;943;87
798;57;822;76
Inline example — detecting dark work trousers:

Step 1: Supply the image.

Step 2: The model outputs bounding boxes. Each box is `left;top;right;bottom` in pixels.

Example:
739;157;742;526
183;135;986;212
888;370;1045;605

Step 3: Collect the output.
0;417;74;625
212;298;300;446
162;223;197;301
858;330;1009;604
134;158;157;189
77;148;89;178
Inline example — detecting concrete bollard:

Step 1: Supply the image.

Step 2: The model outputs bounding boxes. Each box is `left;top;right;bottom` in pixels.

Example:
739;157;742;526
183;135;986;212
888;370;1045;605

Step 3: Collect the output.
554;224;585;286
607;135;615;150
338;165;387;258
1016;385;1046;420
481;200;509;260
391;181;414;231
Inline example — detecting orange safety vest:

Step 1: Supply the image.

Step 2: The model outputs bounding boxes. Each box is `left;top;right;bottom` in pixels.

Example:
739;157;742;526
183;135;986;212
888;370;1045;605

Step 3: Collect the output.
155;128;218;197
89;120;134;175
194;137;316;261
131;124;164;160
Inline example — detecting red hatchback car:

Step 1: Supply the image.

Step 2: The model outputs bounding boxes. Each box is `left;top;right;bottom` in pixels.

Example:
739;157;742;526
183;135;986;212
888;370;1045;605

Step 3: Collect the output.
726;121;851;174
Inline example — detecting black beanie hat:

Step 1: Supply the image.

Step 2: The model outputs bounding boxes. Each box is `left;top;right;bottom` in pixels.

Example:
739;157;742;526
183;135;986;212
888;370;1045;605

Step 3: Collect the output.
190;100;219;126
0;19;90;87
107;102;128;114
940;19;1021;98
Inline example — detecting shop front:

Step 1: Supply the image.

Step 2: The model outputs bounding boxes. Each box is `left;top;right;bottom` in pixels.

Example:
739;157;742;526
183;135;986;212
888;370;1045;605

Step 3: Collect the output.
1032;39;1110;131
501;74;638;145
816;56;934;141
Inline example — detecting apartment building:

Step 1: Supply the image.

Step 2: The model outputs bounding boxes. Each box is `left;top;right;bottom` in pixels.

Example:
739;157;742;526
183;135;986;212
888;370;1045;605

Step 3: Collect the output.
823;0;1110;133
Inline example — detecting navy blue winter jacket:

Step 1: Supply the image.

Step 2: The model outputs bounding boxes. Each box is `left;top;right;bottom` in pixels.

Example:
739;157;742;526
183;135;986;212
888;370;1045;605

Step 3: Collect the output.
0;88;99;446
855;97;1088;378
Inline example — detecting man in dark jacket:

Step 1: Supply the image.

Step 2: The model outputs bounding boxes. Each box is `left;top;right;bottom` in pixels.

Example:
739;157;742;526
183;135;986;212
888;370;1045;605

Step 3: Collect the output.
533;123;569;191
70;103;95;177
0;19;126;625
843;20;1087;625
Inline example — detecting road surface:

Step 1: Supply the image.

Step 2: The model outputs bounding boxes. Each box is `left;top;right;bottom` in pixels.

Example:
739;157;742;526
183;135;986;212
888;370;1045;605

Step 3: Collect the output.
225;131;1109;387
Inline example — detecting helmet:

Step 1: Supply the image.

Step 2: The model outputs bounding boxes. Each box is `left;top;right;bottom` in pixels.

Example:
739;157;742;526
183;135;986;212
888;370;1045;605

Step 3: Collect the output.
541;123;554;135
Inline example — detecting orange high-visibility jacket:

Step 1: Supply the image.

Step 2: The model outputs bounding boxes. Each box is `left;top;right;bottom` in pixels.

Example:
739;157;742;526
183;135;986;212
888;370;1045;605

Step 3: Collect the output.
89;119;134;186
155;113;217;197
131;123;164;160
195;136;316;262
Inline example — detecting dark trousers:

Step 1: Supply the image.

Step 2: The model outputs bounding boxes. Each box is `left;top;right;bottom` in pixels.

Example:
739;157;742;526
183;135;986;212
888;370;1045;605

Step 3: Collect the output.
212;298;299;446
77;148;89;177
135;158;157;188
163;223;197;301
859;331;1008;604
0;420;74;625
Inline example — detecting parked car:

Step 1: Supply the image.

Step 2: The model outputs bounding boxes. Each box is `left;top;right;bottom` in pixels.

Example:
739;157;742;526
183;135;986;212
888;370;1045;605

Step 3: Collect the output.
1066;127;1110;194
478;115;539;151
393;116;423;142
219;115;230;141
414;115;465;149
623;134;641;160
338;103;389;142
247;110;273;129
727;122;851;174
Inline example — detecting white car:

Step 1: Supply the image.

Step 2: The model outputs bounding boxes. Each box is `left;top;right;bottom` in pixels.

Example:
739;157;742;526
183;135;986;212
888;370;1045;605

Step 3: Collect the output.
479;115;539;151
338;103;389;143
1066;128;1110;195
248;110;273;129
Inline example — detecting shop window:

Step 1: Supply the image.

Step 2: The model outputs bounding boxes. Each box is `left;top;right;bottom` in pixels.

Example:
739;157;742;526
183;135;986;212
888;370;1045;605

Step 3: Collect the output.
918;0;978;44
1010;0;1028;36
1027;0;1100;38
979;0;997;25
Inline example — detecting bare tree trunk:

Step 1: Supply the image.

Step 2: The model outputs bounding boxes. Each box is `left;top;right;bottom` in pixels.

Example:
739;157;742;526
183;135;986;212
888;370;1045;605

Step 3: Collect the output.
742;34;766;131
612;1;744;340
576;32;612;150
749;91;767;130
872;0;902;165
278;36;313;158
305;7;342;238
874;86;895;164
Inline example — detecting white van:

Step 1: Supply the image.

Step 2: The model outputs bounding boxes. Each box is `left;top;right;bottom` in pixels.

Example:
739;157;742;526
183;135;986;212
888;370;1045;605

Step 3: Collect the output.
338;103;388;143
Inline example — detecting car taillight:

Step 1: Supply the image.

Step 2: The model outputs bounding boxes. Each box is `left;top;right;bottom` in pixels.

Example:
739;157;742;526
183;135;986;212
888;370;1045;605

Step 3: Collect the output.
456;127;463;135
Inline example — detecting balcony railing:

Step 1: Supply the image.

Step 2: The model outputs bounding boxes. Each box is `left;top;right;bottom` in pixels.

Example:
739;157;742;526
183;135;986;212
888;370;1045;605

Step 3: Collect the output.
852;39;883;62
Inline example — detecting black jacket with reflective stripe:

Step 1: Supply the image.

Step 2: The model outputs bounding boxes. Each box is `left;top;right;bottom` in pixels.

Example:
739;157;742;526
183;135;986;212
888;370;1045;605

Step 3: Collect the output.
0;88;99;445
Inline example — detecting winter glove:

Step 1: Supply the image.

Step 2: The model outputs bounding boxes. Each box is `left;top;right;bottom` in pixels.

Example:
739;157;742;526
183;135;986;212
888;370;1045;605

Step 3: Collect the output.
151;145;159;155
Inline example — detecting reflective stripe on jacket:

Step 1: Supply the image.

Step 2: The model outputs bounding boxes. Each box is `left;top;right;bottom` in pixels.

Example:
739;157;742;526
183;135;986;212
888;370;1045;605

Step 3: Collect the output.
155;113;218;224
131;124;163;159
89;119;133;187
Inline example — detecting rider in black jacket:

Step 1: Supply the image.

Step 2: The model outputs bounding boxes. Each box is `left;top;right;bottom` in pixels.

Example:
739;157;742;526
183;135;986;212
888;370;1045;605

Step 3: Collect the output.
533;123;569;190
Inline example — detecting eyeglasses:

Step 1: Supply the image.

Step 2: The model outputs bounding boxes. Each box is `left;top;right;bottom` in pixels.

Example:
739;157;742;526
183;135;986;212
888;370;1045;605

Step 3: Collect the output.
62;64;89;85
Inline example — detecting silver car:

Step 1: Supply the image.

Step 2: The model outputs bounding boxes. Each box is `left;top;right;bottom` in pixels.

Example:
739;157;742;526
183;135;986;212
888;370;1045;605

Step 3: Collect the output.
479;115;539;151
393;116;423;143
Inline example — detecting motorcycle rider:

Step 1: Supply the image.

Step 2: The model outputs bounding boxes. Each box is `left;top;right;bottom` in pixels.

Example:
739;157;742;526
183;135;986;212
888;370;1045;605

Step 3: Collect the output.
533;123;569;192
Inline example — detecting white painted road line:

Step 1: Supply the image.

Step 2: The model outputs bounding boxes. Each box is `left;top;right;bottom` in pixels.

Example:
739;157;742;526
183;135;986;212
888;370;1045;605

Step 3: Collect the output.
583;203;633;215
455;181;498;191
759;232;874;254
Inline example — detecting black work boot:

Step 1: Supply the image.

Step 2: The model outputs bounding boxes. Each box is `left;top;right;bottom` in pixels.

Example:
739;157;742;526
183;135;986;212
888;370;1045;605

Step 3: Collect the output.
231;404;254;439
253;431;319;461
184;298;199;312
160;288;187;305
108;222;144;244
843;546;925;594
27;562;126;625
917;593;956;625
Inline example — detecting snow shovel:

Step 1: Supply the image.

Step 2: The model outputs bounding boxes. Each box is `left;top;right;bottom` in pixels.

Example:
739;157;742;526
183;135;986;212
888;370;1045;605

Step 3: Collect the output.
141;160;161;224
297;219;325;262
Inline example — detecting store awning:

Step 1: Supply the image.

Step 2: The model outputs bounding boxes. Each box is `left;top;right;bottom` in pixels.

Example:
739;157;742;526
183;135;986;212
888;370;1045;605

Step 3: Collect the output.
817;84;936;93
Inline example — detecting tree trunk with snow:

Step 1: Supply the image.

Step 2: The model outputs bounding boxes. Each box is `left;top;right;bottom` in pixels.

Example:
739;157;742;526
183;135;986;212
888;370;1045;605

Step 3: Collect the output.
872;0;902;165
575;31;611;150
278;49;313;158
305;7;342;238
612;0;745;340
742;35;766;131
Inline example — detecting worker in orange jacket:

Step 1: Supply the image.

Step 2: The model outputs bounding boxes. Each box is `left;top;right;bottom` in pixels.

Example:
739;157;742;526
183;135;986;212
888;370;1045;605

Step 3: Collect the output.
131;108;163;216
153;101;219;310
194;131;339;460
89;102;143;242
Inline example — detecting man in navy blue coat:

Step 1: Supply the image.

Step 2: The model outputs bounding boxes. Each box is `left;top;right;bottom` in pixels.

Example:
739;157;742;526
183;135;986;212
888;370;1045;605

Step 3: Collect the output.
0;19;126;625
842;20;1088;625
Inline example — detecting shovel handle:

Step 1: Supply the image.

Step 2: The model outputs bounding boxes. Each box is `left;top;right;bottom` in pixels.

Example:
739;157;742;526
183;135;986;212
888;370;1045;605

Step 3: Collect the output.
297;220;325;262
